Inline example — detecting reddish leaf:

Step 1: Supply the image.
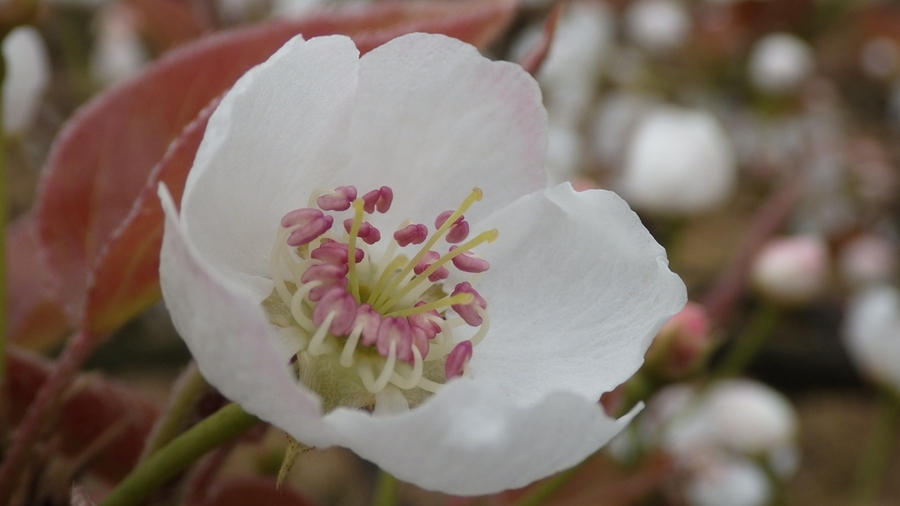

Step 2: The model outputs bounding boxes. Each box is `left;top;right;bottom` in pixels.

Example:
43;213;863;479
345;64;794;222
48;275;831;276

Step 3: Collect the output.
35;0;516;336
201;477;316;506
6;347;160;482
7;213;71;351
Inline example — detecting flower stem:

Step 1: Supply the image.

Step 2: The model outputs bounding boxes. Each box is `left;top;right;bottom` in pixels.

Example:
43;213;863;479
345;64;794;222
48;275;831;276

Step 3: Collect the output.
513;464;582;506
99;403;259;506
140;361;208;460
850;389;900;506
0;330;95;506
372;469;398;506
711;303;780;380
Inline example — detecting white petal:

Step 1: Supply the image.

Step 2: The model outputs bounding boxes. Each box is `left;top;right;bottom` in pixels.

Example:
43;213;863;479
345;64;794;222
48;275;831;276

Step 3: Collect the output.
843;286;900;393
344;33;547;226
160;185;336;446
181;35;360;300
325;379;639;495
471;184;686;404
2;27;50;134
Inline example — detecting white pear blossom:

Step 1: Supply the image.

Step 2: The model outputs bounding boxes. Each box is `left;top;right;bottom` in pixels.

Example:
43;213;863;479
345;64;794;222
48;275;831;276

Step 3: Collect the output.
844;286;900;393
618;105;737;214
158;33;685;494
752;235;829;305
2;26;50;135
748;33;815;94
624;0;691;54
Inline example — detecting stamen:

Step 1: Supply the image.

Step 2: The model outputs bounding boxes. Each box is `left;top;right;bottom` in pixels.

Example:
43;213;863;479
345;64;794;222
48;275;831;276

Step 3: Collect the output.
340;323;364;367
312;288;357;336
359;340;398;393
369;187;483;308
290;282;320;333
346;199;365;302
435;210;470;243
390;346;424;389
376;316;413;363
343;219;381;245
307;311;336;356
362;186;394;214
449;246;490;273
282;208;334;246
386;292;474;317
451;282;487;327
375;229;497;313
469;306;490;346
394;223;428;246
317;185;357;211
366;255;409;306
445;341;473;379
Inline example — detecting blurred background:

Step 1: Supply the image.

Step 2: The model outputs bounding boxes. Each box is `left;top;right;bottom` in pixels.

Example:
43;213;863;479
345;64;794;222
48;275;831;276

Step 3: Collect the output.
6;0;900;505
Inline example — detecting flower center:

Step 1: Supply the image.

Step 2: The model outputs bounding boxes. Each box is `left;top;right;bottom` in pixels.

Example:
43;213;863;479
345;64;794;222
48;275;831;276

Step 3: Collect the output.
266;185;495;410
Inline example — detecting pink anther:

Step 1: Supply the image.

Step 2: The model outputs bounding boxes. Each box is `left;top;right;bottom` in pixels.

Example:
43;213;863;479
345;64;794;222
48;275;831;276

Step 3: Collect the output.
451;282;487;326
376;316;413;363
414;251;449;282
316;186;357;211
444;341;473;379
301;263;348;301
410;325;430;363
310;239;364;265
449;246;490;273
362;186;393;214
282;209;334;247
312;288;359;336
407;302;440;340
435;210;469;243
355;304;382;346
393;223;428;246
343;219;382;245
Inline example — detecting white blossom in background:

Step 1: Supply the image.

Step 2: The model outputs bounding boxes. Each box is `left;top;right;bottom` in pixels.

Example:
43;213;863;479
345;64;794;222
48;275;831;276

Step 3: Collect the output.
159;33;686;494
752;235;829;305
839;234;897;288
2;26;50;135
844;286;900;393
636;380;797;506
512;0;614;182
624;0;691;54
683;452;772;506
617;105;737;214
90;3;149;86
859;37;900;80
748;33;815;94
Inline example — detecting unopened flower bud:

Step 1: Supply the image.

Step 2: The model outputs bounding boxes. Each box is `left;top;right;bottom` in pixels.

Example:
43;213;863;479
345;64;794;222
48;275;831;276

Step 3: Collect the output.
752;235;829;305
644;302;712;380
